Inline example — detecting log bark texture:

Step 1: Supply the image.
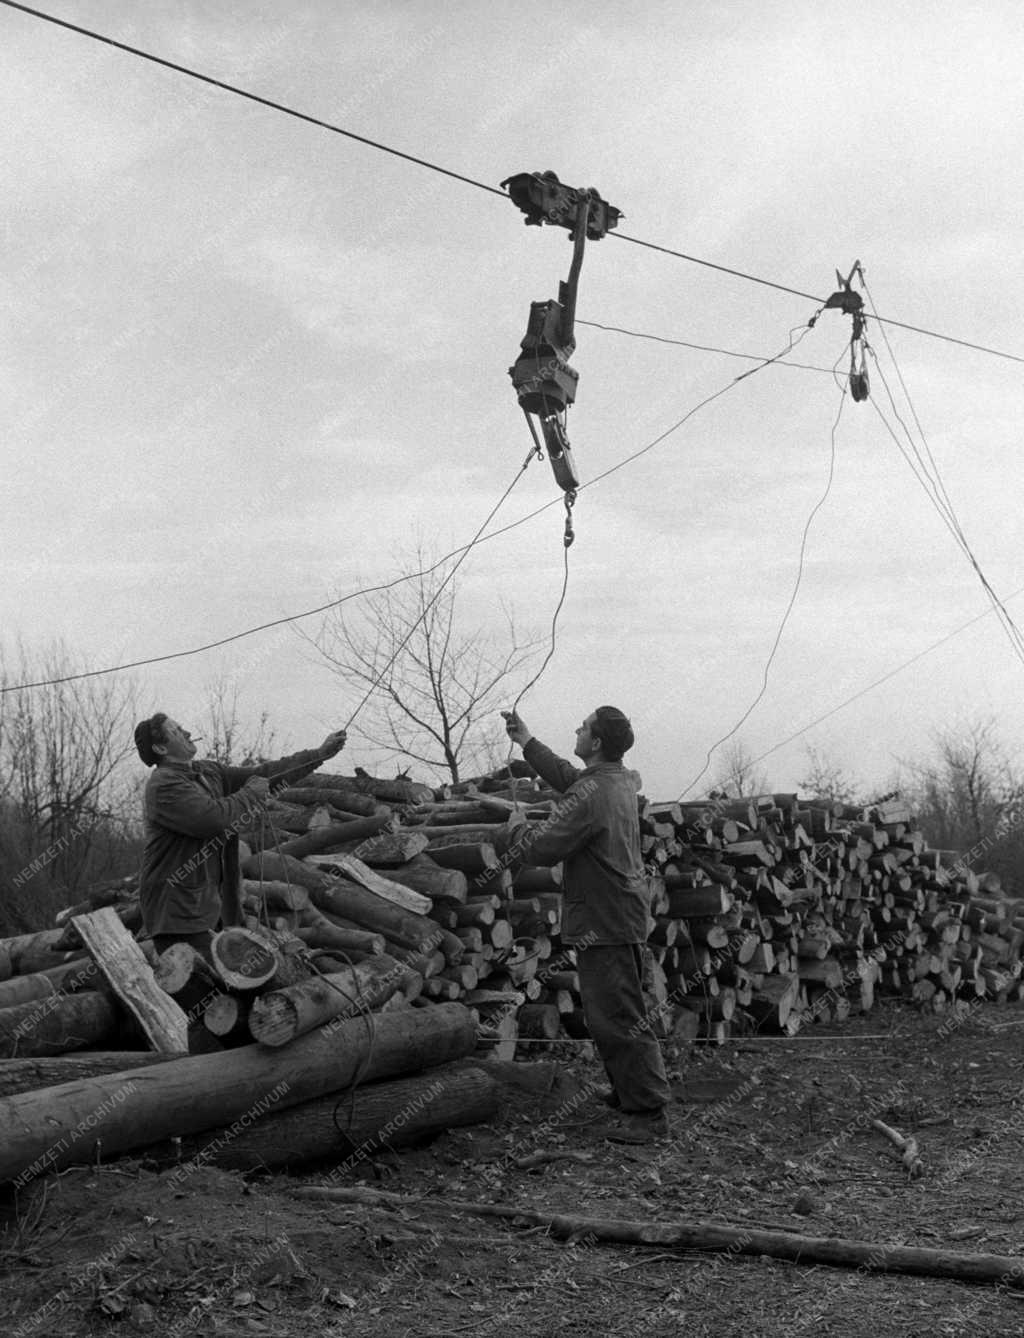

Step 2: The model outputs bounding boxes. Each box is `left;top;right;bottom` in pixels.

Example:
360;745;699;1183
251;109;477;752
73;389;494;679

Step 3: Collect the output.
73;909;188;1054
0;1051;180;1098
0;991;120;1059
172;1062;499;1169
0;1002;476;1184
248;954;416;1046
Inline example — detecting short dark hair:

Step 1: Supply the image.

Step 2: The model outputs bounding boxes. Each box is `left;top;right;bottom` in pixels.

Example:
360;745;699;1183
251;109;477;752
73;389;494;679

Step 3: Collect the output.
134;712;169;767
591;706;634;761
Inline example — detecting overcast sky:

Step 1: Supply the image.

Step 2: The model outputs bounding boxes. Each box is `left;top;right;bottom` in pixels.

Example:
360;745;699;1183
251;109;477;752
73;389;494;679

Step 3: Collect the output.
4;0;1024;798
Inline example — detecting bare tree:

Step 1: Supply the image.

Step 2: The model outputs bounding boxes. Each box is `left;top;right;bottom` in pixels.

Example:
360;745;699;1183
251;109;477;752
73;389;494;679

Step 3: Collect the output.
310;550;544;784
709;739;771;797
798;744;862;805
199;675;278;765
902;717;1024;851
0;640;139;926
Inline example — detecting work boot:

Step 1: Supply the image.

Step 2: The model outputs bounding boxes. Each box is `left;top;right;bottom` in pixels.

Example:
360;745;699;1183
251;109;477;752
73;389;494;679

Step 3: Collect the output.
604;1108;671;1144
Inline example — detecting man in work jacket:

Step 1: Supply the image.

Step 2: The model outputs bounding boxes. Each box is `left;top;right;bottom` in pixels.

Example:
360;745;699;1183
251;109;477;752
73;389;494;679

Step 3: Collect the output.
504;705;671;1142
134;713;347;958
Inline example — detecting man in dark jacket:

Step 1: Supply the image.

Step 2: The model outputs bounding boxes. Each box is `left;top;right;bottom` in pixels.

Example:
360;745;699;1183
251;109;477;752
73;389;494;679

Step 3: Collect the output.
134;713;346;958
504;705;671;1142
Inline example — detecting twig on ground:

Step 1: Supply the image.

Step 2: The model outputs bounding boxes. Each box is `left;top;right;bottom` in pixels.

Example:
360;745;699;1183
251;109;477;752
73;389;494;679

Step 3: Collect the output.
870;1118;923;1179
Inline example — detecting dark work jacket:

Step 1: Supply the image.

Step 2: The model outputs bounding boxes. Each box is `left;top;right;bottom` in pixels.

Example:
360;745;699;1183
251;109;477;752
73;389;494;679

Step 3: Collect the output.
518;738;650;946
139;748;327;936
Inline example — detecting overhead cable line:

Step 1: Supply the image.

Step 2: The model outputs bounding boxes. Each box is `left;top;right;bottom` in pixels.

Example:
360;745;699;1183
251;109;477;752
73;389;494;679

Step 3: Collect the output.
862;300;1024;671
607;232;1024;366
0;0;506;200
677;359;844;801
5;0;1024;367
575;319;838;375
744;582;1024;769
2;318;815;694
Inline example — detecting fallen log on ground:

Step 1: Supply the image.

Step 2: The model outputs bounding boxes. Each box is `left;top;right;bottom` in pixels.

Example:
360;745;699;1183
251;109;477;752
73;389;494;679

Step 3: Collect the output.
0;1051;181;1097
171;1062;499;1170
0;1002;477;1184
289;1185;1024;1285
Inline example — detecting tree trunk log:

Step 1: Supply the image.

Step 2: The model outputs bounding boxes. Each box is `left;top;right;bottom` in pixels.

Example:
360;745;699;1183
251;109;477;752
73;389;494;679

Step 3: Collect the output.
272;785;382;816
73;909;188;1055
0;929;67;972
513;866;563;893
170;1063;499;1170
665;886;732;918
275;814;395;861
747;973;799;1031
248;955;416;1046
0;1051;181;1097
294;915;385;957
208;927;281;991
203;993;250;1039
309;877;441;953
13;948;93;977
424;842;500;874
0;958;102;1010
310;854;432;915
0;991;120;1058
348;831;431;866
0;1002;477;1184
153;943;220;998
241;879;310;912
386;855;469;905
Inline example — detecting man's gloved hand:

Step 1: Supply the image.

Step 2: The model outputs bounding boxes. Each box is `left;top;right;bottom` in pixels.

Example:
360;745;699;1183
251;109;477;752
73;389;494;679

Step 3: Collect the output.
320;728;347;757
243;775;271;804
501;710;532;749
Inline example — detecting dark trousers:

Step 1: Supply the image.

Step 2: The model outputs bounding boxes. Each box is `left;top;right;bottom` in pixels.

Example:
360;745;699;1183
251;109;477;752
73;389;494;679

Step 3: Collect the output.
576;943;671;1114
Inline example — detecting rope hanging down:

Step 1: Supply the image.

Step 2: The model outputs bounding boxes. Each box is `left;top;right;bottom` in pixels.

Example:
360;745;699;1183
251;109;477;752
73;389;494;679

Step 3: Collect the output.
677;325;844;801
341;444;539;732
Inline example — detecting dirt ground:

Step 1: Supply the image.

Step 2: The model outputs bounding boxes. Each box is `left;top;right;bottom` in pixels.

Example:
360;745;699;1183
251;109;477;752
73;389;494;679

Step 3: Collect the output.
3;1001;1024;1338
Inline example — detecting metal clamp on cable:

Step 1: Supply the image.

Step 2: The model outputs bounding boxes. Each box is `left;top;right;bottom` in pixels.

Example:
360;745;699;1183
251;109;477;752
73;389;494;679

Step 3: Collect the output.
563;491;576;548
825;260;871;402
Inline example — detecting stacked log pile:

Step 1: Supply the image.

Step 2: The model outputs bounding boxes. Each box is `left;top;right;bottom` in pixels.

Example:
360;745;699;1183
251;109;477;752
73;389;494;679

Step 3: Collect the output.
638;791;1024;1040
3;767;1023;1183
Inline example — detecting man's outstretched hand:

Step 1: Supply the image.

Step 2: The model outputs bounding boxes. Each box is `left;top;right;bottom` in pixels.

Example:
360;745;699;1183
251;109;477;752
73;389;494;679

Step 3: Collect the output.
320;728;348;758
243;775;271;804
502;710;532;749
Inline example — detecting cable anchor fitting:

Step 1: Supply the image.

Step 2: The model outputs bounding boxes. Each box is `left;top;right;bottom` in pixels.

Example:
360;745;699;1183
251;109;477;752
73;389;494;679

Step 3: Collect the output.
825;260;870;402
563;490;577;549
